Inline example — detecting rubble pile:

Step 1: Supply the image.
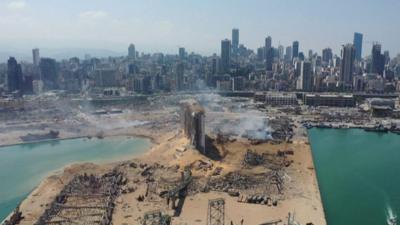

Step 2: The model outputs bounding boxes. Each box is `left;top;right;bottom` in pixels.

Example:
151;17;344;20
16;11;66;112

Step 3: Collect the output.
243;150;265;166
190;160;213;171
2;207;23;225
34;170;126;225
269;117;294;141
242;150;292;170
265;170;286;194
205;172;266;193
238;194;278;206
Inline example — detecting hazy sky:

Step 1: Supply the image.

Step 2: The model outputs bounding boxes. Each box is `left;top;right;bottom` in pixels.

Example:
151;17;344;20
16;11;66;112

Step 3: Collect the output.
1;0;399;57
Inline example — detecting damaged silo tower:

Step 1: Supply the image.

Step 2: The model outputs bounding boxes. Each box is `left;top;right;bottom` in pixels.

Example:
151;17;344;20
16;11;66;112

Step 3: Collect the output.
181;101;206;154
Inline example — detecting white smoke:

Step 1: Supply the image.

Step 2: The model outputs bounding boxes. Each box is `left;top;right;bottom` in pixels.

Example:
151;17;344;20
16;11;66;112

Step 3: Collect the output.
214;112;273;140
76;109;149;131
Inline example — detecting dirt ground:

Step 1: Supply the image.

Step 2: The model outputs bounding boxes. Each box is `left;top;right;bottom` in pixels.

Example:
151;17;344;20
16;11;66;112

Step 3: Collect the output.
9;127;326;225
1;96;327;225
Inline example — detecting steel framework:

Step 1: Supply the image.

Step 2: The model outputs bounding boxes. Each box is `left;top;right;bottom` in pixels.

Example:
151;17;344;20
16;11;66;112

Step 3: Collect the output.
207;198;225;225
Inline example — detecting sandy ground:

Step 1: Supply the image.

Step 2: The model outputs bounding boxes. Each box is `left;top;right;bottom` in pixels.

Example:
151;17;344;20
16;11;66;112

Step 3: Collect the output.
1;103;327;225
7;129;326;225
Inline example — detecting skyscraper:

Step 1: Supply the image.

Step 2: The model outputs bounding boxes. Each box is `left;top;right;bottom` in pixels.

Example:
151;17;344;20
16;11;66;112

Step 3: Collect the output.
278;45;284;60
221;39;231;73
128;44;136;59
383;50;390;65
308;50;313;60
265;36;272;49
298;52;305;61
322;48;333;64
179;47;186;60
211;55;219;75
32;48;40;67
265;36;273;71
7;57;23;92
296;61;313;91
175;62;184;91
232;28;239;55
40;58;58;90
371;43;385;75
285;46;292;62
353;32;363;60
257;47;265;61
340;44;356;88
292;41;299;60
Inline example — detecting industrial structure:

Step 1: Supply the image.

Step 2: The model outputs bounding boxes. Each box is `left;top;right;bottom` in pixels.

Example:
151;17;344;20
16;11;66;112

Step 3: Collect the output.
181;101;206;154
207;198;225;225
304;94;356;107
265;93;298;106
34;171;125;225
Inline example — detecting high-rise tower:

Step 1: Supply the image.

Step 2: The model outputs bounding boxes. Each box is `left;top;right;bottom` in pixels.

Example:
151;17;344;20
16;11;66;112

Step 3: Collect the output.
221;39;231;73
265;36;273;71
353;32;363;60
32;48;40;66
232;28;239;55
340;44;356;88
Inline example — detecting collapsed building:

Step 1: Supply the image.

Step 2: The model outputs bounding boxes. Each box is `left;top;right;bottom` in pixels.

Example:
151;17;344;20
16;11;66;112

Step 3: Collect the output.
34;171;125;225
181;101;206;154
367;98;396;117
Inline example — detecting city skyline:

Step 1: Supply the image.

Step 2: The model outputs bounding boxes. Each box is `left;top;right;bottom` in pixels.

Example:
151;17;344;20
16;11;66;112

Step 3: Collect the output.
1;0;400;59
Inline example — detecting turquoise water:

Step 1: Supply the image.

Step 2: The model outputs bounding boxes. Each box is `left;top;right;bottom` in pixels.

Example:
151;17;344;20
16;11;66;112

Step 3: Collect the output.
309;128;400;225
0;136;151;221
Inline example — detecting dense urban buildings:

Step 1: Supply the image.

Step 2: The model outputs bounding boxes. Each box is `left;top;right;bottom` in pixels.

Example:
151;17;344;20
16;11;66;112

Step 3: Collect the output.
0;29;399;98
1;23;400;225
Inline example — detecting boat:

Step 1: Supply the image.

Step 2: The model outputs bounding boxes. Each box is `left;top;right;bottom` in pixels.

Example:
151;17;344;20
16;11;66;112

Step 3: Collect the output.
20;130;60;142
315;123;332;129
390;130;400;135
386;205;397;225
303;123;313;129
364;125;389;133
388;216;397;225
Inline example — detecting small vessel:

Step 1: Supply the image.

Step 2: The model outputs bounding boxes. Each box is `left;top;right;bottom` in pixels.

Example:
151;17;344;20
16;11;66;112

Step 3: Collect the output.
20;130;60;142
388;216;397;225
387;205;397;225
316;123;332;129
303;123;313;129
364;125;389;133
390;130;400;135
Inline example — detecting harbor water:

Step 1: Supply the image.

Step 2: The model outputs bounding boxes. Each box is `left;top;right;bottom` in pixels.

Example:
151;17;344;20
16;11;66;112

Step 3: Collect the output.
0;136;151;221
309;128;400;225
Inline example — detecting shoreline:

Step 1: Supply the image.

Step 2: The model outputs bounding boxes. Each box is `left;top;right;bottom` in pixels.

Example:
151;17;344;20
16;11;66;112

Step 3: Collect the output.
2;133;327;225
306;128;328;225
0;132;157;148
4;126;397;224
0;133;157;224
2;125;396;149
